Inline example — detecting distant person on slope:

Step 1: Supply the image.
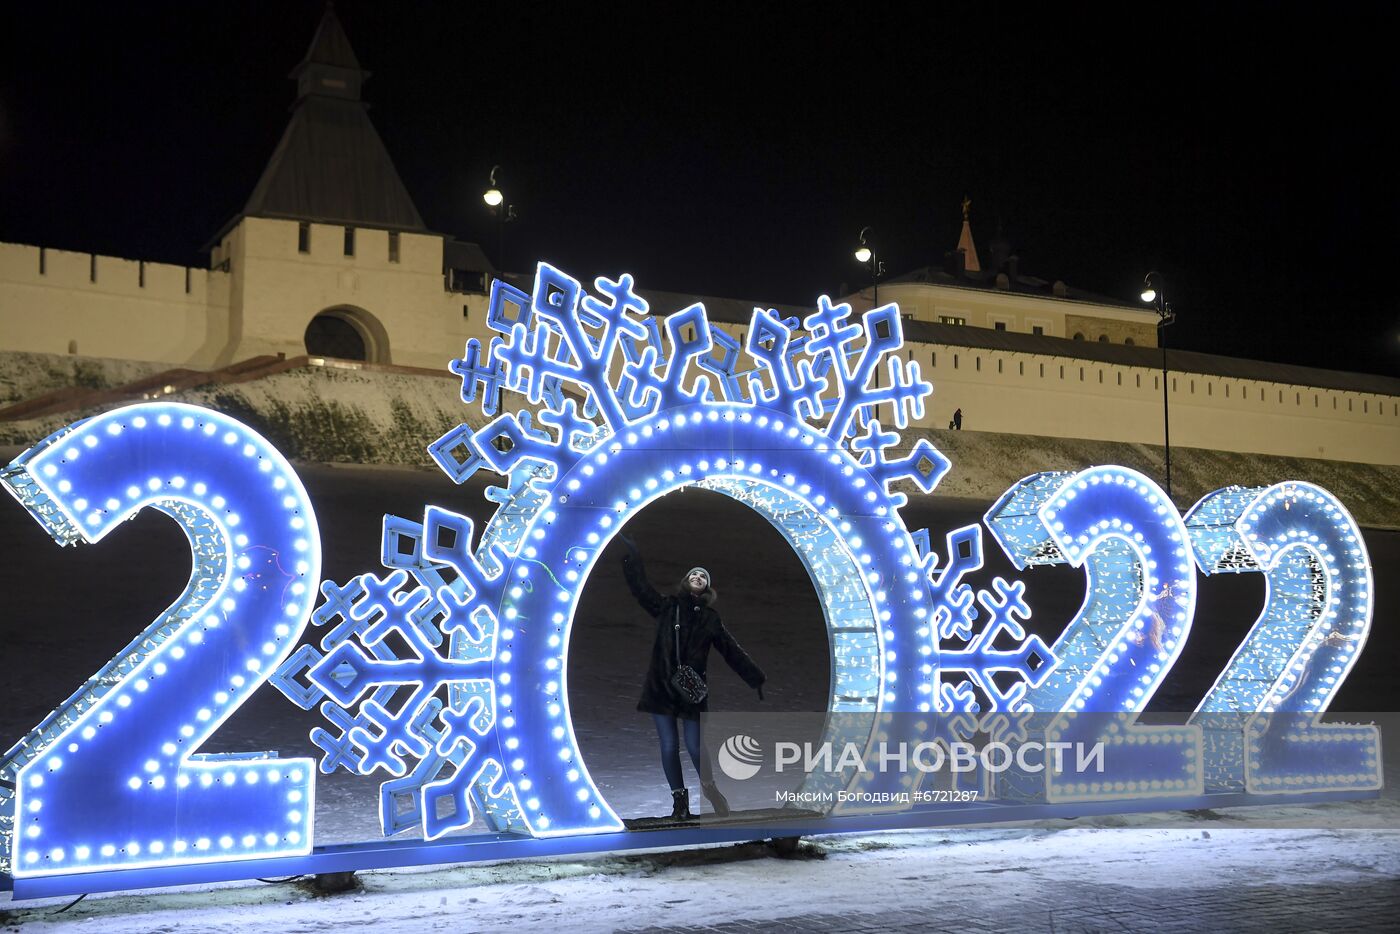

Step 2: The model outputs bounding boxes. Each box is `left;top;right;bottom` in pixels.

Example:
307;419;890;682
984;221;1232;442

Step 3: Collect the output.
618;533;766;821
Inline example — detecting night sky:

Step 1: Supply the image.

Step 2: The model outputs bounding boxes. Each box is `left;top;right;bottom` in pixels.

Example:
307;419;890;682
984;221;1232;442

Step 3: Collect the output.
2;2;1395;377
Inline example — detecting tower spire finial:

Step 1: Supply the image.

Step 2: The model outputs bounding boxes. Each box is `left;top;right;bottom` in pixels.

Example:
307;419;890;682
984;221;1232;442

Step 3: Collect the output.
290;4;366;102
955;197;981;273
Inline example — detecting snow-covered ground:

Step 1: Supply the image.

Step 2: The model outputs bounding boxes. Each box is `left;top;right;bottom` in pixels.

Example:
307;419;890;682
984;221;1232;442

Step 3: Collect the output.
3;817;1399;932
2;462;1397;930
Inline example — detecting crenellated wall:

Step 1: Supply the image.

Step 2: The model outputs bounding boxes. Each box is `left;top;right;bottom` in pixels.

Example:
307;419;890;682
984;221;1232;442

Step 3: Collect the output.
1;235;1394;466
210;217;491;369
902;343;1398;465
0;243;229;365
0;222;492;371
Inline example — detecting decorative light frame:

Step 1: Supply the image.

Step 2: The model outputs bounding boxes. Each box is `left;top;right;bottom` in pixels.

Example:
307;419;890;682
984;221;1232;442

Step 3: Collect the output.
0;263;1381;899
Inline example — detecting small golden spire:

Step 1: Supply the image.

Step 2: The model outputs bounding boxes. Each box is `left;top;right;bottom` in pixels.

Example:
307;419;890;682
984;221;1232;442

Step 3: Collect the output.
961;196;971;221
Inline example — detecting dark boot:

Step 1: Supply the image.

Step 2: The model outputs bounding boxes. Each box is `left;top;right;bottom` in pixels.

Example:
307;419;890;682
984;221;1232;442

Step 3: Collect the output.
670;788;693;821
701;781;730;816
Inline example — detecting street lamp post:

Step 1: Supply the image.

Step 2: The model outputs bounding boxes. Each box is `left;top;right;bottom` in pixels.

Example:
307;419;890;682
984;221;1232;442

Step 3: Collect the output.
483;165;517;272
854;226;885;306
1140;272;1177;500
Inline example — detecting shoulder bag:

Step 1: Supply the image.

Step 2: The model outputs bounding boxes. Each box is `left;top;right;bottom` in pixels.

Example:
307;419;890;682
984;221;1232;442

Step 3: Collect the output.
669;605;708;705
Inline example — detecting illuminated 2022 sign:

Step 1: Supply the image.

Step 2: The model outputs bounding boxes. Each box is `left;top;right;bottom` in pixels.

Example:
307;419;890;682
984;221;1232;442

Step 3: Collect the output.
0;263;1379;896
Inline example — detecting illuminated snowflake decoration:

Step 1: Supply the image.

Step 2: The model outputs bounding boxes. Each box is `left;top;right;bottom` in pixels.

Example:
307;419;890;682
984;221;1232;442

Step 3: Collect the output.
274;262;1056;837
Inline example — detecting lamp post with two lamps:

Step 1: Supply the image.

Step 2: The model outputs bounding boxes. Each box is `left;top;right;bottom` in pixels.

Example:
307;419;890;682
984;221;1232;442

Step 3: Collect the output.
1140;271;1177;500
483;165;518;273
853;227;886;306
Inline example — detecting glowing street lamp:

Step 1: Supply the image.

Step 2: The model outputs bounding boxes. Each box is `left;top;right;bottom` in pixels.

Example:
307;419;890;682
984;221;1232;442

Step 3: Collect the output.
854;226;884;305
1140;271;1177;499
483;165;517;271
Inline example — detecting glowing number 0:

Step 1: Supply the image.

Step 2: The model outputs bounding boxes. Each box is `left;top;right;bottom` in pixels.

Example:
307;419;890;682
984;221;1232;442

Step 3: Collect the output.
1185;482;1380;793
0;403;319;877
986;466;1202;801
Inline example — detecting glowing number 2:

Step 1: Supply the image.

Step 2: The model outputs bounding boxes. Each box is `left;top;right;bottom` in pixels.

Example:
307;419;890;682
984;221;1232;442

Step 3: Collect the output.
986;466;1202;802
1185;482;1379;793
0;403;319;877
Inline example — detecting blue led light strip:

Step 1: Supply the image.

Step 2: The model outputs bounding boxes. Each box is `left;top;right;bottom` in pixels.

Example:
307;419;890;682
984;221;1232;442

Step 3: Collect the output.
0;403;319;877
274;262;1055;834
1185;482;1379;793
985;466;1202;802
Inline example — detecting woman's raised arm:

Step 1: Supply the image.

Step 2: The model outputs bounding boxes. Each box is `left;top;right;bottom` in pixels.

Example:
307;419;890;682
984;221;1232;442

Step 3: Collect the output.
618;534;667;617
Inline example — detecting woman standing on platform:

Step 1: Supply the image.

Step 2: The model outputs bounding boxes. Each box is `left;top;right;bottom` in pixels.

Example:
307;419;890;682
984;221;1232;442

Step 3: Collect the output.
618;534;766;820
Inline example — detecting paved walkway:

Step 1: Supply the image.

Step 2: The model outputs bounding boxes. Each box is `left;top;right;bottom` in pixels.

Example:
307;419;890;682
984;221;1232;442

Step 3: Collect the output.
621;878;1400;933
4;825;1398;932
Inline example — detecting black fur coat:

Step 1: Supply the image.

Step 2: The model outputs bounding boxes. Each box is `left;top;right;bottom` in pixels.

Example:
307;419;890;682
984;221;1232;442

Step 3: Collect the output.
622;552;765;719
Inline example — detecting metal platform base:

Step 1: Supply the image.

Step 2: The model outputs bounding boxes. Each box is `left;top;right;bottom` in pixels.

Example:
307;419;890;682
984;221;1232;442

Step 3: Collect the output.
624;806;818;831
1;789;1377;902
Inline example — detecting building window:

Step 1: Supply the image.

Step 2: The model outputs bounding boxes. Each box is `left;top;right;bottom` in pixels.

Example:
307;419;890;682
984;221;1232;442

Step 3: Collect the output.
1079;367;1084;381
1124;337;1135;346
389;231;401;263
1059;365;1065;379
185;267;191;293
462;304;470;318
1039;363;1045;378
90;254;97;283
1116;372;1121;385
1207;382;1212;396
1225;384;1229;398
975;357;981;371
938;315;966;326
994;321;1007;331
953;354;959;369
448;269;485;293
39;247;46;275
1098;334;1109;342
138;261;145;288
343;226;355;257
298;222;311;253
997;359;1003;374
1073;332;1084;341
1018;361;1023;375
1032;325;1044;336
930;351;936;367
1099;370;1104;384
1135;374;1141;388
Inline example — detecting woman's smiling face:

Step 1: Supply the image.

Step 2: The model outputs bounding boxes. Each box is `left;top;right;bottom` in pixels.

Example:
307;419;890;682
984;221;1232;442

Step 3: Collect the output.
686;570;709;593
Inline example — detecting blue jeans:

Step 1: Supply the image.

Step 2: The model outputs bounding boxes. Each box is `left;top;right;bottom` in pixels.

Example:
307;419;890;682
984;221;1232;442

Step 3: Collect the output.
652;713;714;791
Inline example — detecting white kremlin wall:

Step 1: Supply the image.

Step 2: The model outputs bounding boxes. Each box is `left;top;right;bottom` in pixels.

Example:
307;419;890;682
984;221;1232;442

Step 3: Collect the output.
0;242;229;365
1;221;1396;467
904;343;1397;465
